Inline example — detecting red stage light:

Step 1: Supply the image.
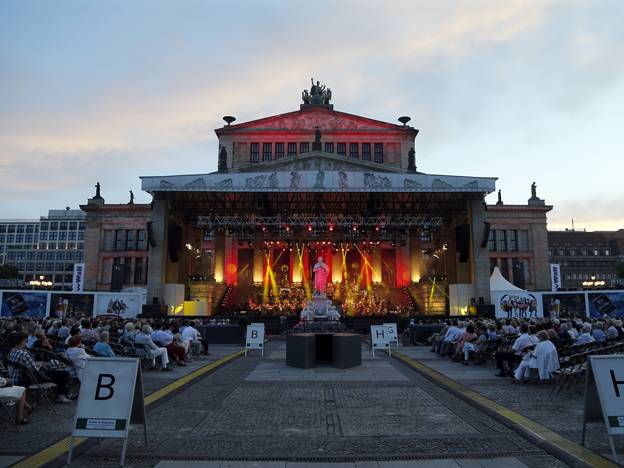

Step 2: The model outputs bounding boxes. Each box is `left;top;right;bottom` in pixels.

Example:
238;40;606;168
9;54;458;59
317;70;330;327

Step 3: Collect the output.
352;225;358;231
328;225;334;232
307;225;313;232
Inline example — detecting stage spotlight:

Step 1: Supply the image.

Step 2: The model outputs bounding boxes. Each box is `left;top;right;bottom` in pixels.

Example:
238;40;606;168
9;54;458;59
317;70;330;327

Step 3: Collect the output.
352;225;358;231
307;225;313;232
328;225;334;232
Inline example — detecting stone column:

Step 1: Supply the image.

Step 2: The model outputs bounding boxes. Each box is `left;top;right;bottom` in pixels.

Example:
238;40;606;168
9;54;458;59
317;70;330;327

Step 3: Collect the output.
147;197;168;304
469;198;491;303
531;221;551;290
252;242;264;285
372;246;382;284
409;233;422;284
213;231;225;284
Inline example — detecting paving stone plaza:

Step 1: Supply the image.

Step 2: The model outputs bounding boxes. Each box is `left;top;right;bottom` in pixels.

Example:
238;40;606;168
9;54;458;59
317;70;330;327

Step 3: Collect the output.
3;340;621;467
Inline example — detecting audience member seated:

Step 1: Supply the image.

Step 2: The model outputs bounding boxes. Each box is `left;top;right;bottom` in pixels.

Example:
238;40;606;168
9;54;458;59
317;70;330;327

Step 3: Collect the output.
93;331;116;357
575;324;595;345
32;328;53;352
65;335;90;380
135;325;173;371
453;324;476;361
495;323;534;377
151;323;186;366
181;320;205;357
513;330;559;383
80;319;100;343
0;375;32;425
592;322;606;343
58;320;71;340
8;331;72;403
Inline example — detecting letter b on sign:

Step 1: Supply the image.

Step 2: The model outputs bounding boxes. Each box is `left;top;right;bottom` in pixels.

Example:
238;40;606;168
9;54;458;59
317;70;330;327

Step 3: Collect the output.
251;330;258;339
95;374;115;400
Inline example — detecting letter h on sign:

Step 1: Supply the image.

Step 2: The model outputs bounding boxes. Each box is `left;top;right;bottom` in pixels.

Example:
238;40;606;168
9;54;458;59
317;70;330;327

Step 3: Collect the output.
376;329;385;339
95;374;115;400
611;370;624;397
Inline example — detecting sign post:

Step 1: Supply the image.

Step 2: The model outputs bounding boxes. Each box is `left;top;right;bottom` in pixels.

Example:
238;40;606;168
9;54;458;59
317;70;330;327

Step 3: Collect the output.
371;325;391;357
582;355;624;463
549;263;561;292
68;358;146;466
245;322;265;357
383;323;399;348
72;263;85;292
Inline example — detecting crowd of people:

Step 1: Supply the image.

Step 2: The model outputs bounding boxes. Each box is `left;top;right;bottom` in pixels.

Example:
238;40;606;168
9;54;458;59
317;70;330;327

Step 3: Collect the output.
0;316;209;425
428;317;624;383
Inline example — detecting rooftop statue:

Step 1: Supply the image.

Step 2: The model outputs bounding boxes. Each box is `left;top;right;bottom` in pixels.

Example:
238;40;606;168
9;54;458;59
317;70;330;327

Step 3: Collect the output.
303;78;332;105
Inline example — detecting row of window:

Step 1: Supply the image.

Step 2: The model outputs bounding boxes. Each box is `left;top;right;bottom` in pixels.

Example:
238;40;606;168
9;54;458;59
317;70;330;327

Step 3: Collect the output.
488;229;530;252
560;260;616;268
111;257;147;284
0;234;38;243
565;272;616;281
7;261;82;273
6;250;84;261
40;221;85;231
549;247;611;257
101;229;147;252
0;225;38;234
249;142;384;163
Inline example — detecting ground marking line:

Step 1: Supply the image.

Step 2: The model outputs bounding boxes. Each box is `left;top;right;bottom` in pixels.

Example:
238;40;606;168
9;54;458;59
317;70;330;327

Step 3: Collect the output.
11;349;245;468
392;351;617;468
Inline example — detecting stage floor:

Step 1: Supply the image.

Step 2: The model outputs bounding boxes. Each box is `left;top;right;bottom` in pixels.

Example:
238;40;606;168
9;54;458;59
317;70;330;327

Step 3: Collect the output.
245;341;407;382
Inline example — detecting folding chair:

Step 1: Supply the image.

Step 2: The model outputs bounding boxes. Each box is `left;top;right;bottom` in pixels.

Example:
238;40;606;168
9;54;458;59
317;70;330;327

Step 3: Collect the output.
7;361;58;415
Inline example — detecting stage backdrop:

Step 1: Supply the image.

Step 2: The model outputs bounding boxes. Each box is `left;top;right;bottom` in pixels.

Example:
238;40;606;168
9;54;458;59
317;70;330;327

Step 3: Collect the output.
49;293;95;319
94;292;143;319
541;293;587;320
494;291;543;319
1;291;49;318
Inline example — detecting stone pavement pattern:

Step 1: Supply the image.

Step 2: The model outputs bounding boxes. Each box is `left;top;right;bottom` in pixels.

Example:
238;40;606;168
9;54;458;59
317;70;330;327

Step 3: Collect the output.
0;346;241;467
63;342;567;467
397;346;624;460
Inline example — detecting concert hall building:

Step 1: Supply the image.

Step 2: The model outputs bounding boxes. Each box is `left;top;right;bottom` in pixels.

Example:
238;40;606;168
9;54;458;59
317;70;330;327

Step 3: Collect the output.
81;84;551;316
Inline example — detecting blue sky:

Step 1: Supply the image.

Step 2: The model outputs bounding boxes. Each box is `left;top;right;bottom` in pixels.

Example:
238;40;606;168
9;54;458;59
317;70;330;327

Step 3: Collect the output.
1;0;623;230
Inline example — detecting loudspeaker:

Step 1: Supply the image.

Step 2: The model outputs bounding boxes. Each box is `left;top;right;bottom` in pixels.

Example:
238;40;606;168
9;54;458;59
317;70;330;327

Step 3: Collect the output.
455;224;470;263
476;304;495;318
167;224;182;263
480;222;491;248
111;263;124;292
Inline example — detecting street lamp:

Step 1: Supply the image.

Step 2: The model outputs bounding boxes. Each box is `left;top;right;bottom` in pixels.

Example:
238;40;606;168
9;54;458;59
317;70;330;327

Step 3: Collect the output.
29;274;53;288
582;275;606;289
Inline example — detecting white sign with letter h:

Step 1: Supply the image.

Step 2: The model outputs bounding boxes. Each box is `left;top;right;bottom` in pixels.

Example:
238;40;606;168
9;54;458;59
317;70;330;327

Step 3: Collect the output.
371;325;391;357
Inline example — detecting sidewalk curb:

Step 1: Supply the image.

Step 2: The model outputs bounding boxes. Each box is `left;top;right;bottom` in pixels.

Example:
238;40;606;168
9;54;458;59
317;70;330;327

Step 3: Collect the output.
392;351;617;468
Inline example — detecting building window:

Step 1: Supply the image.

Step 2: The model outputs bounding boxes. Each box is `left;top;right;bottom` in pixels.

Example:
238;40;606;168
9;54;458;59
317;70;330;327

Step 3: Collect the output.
7;225;15;233
134;258;144;284
58;232;67;241
26;225;34;233
362;143;371;161
48;232;57;241
337;143;346;156
509;230;518;251
50;222;58;230
262;143;272;161
275;143;284;159
250;143;259;163
300;142;310;153
68;232;77;241
78;222;85;230
500;257;510;280
126;230;135;250
69;222;77;230
580;248;587;256
324;142;334;153
16;225;24;233
0;225;5;233
124;257;132;284
349;143;359;159
59;222;68;230
604;249;611;256
137;230;146;250
287;142;297;157
593;248;599;256
498;230;508;252
488;230;496;251
115;230;125;251
569;248;576;256
374;143;384;163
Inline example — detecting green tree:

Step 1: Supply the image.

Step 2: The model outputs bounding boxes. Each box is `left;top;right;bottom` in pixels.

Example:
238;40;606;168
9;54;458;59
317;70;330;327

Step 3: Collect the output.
616;262;624;280
0;264;20;279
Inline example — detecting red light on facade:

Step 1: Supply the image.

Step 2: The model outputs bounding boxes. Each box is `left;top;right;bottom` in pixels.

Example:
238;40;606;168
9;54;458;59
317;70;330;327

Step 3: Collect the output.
307;225;313;232
328;225;334;232
352;225;358;231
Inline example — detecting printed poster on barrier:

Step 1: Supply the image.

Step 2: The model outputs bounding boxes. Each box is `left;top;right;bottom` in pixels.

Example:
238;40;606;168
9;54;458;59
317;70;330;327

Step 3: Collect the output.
50;293;95;319
582;356;624;463
371;325;391;357
245;323;264;356
588;292;624;318
70;357;146;466
541;293;587;320
495;292;543;319
95;293;142;319
0;291;49;318
383;322;399;347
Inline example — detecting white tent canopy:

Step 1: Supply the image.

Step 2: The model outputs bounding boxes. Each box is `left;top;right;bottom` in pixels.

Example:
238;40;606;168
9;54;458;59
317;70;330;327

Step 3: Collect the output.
490;266;523;292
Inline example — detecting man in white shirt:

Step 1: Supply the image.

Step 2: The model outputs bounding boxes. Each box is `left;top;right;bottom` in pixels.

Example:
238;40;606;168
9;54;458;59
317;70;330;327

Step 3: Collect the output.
181;320;205;357
439;321;462;357
496;323;532;377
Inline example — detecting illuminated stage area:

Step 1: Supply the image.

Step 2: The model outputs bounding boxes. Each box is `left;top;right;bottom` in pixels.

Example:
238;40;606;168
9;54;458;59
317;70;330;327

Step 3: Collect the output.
140;82;496;316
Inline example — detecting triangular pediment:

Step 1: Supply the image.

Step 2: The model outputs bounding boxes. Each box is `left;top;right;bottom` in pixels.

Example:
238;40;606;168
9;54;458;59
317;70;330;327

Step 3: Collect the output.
216;106;415;133
235;151;405;173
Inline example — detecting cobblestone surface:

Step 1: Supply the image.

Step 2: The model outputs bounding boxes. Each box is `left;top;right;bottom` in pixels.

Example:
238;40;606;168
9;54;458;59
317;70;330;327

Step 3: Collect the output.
397;347;621;459
69;342;566;467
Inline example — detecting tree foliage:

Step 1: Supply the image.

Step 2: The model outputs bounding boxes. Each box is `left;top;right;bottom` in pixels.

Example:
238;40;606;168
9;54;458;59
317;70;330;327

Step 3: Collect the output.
616;262;624;279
